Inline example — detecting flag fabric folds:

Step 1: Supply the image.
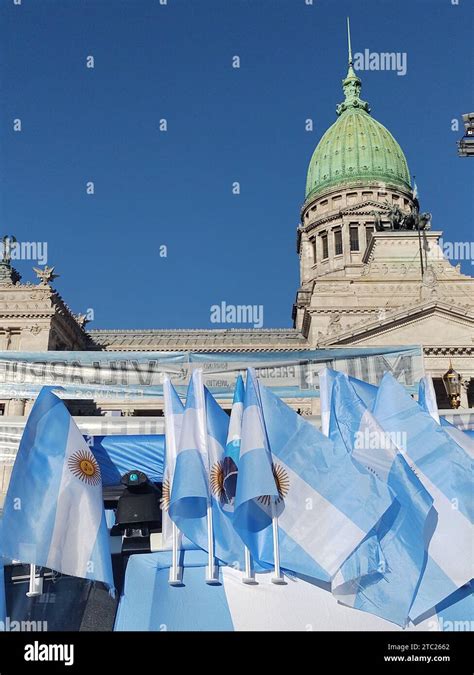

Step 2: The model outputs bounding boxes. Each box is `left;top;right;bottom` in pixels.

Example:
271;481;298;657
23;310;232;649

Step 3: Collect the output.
222;374;245;508
418;376;474;458
0;388;114;593
373;373;473;620
168;369;247;568
169;370;209;525
234;369;394;582
233;369;279;558
319;366;378;436
328;370;434;626
418;375;440;424
161;377;185;548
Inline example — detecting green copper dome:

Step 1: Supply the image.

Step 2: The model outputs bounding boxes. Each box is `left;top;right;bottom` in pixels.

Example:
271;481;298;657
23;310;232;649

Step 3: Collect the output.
305;48;411;201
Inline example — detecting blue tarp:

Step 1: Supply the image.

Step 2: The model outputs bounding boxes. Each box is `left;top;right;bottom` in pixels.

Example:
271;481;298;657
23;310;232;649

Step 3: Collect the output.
90;434;164;485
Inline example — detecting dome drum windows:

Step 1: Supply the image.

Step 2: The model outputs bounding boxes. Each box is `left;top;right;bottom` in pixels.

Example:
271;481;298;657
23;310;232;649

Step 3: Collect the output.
365;224;375;248
350;225;360;252
347;192;358;205
320;231;329;260
334;228;343;256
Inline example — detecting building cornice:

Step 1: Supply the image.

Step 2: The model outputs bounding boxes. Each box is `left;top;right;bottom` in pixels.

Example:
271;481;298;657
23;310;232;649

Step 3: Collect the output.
301;182;414;216
87;327;309;352
316;300;474;347
303;200;396;235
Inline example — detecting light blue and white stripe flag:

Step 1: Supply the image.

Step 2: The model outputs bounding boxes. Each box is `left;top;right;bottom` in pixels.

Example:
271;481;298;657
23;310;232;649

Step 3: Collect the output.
374;373;473;620
169;370;210;540
433;583;473;632
162;378;184;549
237;370;394;581
0;388;114;592
222;375;245;509
418;376;474;458
319;367;377;436
233;369;279;563
329;371;434;626
205;385;249;568
169;370;247;568
418;375;440;424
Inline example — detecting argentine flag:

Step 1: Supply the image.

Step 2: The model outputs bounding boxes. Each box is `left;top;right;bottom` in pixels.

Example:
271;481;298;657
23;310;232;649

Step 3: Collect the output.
234;370;393;580
257;379;394;581
169;370;209;534
169;370;247;568
329;371;434;626
161;378;184;549
233;369;279;560
374;373;473;620
222;375;245;509
418;375;440;424
418;376;474;458
319;367;377;436
0;388;114;592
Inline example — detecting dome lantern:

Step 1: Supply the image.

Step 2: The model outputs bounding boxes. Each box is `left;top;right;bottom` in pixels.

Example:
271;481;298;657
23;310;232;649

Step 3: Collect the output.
305;19;412;203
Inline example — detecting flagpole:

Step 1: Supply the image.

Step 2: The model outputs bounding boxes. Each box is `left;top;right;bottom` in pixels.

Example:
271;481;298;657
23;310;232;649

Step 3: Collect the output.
168;522;182;586
271;507;286;585
205;501;219;584
26;564;42;597
253;373;286;586
242;545;257;585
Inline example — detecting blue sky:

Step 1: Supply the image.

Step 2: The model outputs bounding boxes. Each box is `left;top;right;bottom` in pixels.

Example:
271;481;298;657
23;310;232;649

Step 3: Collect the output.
0;0;472;330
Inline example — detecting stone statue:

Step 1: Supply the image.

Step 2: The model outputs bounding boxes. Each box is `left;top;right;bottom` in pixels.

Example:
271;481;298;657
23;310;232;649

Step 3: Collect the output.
1;235;16;263
74;313;89;328
33;265;59;285
387;204;404;230
401;207;418;230
370;210;384;231
418;212;432;230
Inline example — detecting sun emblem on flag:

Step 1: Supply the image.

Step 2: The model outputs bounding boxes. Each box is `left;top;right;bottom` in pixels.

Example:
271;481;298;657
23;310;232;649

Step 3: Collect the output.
161;476;171;511
68;449;101;486
210;460;226;504
258;463;290;507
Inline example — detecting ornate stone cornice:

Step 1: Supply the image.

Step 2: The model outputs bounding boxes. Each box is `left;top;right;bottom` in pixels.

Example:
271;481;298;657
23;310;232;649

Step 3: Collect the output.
87;327;309;352
301;182;414;216
423;346;474;356
316;299;474;346
303;200;397;234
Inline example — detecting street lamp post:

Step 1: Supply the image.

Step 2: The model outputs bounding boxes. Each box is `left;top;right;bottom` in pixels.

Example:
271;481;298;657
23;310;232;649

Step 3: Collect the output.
442;362;462;409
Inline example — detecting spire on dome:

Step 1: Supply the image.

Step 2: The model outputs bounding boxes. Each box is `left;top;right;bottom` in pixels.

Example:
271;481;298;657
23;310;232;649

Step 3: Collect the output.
336;18;370;116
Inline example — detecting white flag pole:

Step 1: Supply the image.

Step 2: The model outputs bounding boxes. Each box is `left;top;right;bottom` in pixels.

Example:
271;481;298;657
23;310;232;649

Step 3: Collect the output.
168;522;182;586
242;545;257;585
205;500;219;584
253;371;286;586
271;506;286;585
26;564;43;597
